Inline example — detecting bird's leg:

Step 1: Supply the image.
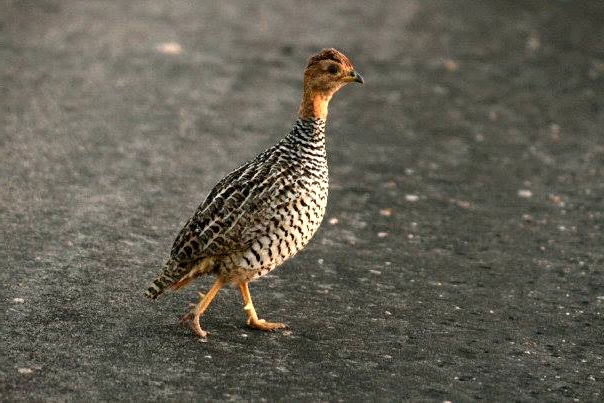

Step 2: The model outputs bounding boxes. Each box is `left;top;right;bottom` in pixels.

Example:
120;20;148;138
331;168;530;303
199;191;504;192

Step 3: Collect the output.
181;277;224;339
238;281;286;331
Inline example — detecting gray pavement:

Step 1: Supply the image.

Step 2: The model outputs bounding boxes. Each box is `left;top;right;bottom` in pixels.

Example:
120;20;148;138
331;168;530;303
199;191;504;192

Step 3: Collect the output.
2;0;603;401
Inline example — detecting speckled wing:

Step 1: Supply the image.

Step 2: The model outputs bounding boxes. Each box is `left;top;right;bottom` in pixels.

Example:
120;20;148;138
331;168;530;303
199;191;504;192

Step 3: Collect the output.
169;145;299;266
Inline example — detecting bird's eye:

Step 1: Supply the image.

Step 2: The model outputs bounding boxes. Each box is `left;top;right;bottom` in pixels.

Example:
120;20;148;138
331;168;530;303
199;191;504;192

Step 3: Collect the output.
327;64;339;75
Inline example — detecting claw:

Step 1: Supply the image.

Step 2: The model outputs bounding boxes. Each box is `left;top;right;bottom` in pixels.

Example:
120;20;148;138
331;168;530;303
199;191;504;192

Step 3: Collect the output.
180;312;193;325
180;311;209;339
180;302;197;325
189;313;208;339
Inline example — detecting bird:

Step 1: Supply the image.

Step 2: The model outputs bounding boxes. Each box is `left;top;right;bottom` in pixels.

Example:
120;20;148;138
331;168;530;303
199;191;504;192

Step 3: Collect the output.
144;48;363;339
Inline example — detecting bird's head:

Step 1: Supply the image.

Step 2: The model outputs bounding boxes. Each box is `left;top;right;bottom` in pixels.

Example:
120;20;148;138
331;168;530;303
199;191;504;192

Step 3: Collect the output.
304;48;364;92
299;48;363;120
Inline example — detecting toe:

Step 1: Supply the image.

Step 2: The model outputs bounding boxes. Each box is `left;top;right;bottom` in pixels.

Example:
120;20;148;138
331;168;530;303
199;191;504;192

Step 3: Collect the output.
248;318;287;331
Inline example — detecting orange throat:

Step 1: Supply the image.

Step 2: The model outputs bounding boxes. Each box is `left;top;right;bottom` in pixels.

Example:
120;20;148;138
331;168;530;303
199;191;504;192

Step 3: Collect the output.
298;90;334;120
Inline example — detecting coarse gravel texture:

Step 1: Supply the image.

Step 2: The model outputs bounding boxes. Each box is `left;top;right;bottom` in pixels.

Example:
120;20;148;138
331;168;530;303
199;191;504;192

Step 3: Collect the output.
2;0;603;401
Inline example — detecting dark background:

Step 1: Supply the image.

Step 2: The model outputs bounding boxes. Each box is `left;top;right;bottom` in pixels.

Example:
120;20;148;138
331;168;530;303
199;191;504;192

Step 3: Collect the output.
2;0;603;401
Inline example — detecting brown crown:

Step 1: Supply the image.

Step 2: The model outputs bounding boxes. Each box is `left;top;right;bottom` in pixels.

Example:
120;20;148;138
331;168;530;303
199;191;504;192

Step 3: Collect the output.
306;48;353;69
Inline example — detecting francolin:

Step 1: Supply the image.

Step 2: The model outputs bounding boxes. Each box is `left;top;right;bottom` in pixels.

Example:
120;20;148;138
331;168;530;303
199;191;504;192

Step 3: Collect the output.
145;48;363;339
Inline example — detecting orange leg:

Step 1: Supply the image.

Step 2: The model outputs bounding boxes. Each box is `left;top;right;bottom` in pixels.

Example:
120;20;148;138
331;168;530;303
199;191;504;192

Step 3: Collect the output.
182;277;224;339
238;281;286;331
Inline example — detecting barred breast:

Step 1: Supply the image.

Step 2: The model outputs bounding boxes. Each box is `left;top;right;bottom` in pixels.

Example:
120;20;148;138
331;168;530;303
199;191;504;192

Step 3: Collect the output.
225;169;328;280
216;120;329;280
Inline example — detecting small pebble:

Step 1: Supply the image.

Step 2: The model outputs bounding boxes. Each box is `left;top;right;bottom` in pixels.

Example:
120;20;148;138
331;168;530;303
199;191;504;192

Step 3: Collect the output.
328;217;338;225
433;85;448;95
443;59;459;72
13;298;25;303
156;42;183;55
377;232;388;238
525;31;541;53
450;199;470;209
379;208;392;217
405;194;419;202
18;368;33;374
550;123;561;142
518;189;533;198
549;194;565;207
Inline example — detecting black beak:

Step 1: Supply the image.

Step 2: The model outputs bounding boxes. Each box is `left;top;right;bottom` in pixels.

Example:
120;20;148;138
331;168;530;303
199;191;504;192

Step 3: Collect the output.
351;70;364;84
345;70;364;84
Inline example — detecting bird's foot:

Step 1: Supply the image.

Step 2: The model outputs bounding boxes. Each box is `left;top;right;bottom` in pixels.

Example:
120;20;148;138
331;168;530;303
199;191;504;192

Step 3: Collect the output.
180;306;208;339
247;317;287;332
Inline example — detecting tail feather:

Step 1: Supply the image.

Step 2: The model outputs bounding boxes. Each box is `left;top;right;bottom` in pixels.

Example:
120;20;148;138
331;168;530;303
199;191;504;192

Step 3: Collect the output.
144;275;174;300
144;258;213;299
144;259;181;300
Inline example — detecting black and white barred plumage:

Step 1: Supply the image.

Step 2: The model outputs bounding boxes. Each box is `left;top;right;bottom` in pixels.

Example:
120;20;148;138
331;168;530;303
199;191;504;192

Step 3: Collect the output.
145;118;329;299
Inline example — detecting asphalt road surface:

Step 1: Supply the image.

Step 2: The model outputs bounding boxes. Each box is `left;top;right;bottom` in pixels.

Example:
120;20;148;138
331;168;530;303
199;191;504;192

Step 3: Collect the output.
2;0;603;401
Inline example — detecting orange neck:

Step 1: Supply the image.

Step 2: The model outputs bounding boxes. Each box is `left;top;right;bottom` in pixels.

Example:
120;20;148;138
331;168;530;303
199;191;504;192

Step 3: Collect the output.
298;90;334;120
